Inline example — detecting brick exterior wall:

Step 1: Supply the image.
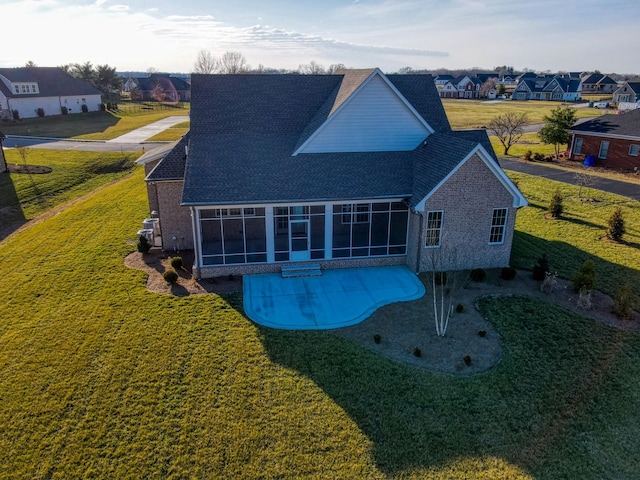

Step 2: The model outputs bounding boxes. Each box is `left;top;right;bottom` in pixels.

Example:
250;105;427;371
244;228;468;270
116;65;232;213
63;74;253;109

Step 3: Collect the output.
569;134;640;170
143;160;160;215
416;154;517;271
155;180;194;251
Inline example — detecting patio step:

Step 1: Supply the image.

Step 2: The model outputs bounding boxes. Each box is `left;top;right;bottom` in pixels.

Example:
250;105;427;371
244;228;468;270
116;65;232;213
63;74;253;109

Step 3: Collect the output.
281;264;322;278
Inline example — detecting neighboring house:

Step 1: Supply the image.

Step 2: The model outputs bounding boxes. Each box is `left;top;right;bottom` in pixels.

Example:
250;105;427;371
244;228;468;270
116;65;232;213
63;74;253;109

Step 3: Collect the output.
512;75;581;101
124;74;191;102
141;68;527;279
437;75;481;99
567;108;640;170
613;82;640;104
581;74;618;94
0;67;101;119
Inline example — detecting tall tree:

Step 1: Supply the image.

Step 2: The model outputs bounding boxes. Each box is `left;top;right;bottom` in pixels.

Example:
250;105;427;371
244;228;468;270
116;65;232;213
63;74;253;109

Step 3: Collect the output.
218;51;248;74
327;63;347;74
488;112;529;155
70;61;95;85
538;107;577;160
298;61;325;75
24;60;37;68
193;49;218;74
479;78;497;98
95;64;122;97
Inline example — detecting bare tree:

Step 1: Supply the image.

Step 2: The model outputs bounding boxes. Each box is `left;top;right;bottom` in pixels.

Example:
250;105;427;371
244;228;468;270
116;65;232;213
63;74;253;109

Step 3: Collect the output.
488;112;529;155
327;63;347;74
479;78;497;98
298;60;325;75
218;51;248;74
193;49;218;74
146;67;159;74
574;169;597;199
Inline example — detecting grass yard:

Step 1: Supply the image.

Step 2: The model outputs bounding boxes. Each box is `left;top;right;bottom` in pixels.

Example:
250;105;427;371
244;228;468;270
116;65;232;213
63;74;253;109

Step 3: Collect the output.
442;99;603;130
0;104;190;140
490;132;557;159
0;148;139;239
0;168;639;478
146;121;190;141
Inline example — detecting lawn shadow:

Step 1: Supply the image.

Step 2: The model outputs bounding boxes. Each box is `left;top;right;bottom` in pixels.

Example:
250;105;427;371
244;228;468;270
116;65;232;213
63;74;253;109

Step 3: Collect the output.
0;171;27;241
255;236;640;477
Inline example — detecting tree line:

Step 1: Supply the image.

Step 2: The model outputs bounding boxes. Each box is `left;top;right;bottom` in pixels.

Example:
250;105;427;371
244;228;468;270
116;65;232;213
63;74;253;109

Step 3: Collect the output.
24;60;122;98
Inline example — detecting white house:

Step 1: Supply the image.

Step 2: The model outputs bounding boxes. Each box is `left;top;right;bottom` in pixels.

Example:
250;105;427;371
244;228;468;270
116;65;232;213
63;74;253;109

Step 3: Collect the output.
0;67;102;120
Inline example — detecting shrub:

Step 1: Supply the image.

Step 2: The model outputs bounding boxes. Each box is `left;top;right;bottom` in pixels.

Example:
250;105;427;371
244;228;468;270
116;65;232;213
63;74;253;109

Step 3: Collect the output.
136;234;151;253
533;152;545;161
606;207;626;242
612;283;634;320
572;260;596;293
500;266;517;280
523;150;533;161
548;188;564;218
463;355;472;366
470;268;486;282
373;334;381;344
12;109;19;120
163;269;178;284
61;106;68;115
81;104;89;113
478;330;487;337
36;107;45;117
532;254;550;281
456;303;464;313
413;347;422;358
100;103;106;111
541;272;557;294
170;256;183;270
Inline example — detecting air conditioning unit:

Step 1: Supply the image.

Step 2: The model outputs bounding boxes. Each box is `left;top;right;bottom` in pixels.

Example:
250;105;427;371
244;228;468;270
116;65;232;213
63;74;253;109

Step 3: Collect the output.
137;229;154;243
143;218;161;236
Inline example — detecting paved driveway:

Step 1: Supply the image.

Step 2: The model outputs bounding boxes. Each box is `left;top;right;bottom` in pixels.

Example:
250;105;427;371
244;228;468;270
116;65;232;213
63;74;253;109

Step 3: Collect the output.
243;265;425;330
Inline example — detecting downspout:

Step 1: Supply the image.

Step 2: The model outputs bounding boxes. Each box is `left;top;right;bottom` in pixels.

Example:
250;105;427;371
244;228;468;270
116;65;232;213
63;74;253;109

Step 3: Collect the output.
190;206;201;279
414;209;423;274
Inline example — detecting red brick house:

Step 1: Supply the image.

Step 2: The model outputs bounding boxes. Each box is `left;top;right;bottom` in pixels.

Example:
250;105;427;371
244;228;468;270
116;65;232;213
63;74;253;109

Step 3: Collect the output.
567;109;640;171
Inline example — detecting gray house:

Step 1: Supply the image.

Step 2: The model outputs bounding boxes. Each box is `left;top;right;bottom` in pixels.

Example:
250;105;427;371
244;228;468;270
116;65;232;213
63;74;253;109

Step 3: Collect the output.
142;68;527;279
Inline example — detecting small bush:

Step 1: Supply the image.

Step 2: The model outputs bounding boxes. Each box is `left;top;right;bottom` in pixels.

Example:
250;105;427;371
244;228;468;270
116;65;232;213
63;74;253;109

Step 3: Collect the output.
612;284;634;320
577;288;592;310
170;256;183;270
163;269;178;284
373;334;381;344
541;272;557;294
136;234;151;253
606;207;626;242
500;266;517;280
470;268;486;282
413;347;422;358
36;107;45;117
463;355;472;366
100;103;106;111
12;109;19;120
478;330;487;337
523;150;533;161
61;106;68;115
572;260;596;293
81;104;89;113
456;304;464;313
533;152;545;161
548;188;564;218
532;254;550;281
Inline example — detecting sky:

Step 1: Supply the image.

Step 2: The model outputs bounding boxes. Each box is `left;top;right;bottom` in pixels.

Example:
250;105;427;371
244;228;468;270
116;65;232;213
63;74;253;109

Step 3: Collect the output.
2;0;639;74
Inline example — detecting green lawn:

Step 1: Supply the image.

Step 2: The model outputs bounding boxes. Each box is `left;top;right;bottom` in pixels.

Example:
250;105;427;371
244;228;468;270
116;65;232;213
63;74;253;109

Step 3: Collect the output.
146;121;190;141
0;167;639;478
0;148;140;228
490;132;557;158
0;104;190;140
442;99;603;130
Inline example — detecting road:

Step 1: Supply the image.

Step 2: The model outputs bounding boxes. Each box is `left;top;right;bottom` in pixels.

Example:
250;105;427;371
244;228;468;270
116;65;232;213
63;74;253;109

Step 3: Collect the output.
2;115;188;152
501;158;640;202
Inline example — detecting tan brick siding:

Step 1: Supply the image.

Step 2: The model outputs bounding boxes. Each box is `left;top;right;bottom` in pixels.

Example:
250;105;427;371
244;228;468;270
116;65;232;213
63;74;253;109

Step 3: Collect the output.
417;154;517;271
155;180;194;250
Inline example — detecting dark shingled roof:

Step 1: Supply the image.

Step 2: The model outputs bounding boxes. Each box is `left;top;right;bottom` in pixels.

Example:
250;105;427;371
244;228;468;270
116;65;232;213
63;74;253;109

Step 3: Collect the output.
0;67;100;98
570;109;640;139
135;74;190;91
153;71;499;207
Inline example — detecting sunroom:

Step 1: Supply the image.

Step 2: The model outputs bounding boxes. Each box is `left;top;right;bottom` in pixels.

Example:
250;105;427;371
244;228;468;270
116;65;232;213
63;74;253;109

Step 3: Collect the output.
193;200;410;268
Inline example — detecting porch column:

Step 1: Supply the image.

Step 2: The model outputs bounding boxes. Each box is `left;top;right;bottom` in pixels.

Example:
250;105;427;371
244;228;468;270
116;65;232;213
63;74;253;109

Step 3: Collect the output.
324;204;333;260
265;206;275;263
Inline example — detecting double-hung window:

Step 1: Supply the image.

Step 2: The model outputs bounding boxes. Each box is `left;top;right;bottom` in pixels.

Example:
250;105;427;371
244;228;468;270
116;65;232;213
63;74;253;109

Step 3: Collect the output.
574;137;583;156
425;211;443;247
598;141;609;159
489;208;508;245
629;144;639;157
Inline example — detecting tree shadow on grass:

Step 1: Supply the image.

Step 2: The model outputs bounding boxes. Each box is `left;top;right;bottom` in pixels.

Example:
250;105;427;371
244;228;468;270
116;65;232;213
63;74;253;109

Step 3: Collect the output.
254;239;640;477
0;172;26;241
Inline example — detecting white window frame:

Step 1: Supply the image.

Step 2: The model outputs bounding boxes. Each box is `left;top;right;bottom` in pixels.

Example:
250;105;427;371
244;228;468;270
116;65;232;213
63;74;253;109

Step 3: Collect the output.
340;203;370;225
489;208;508;245
425;210;443;248
598;141;609;159
629;144;639;157
574;137;583;156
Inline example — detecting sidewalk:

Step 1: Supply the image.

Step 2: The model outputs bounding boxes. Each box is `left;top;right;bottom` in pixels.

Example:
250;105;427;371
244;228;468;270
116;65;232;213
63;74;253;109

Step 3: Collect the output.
106;116;189;143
